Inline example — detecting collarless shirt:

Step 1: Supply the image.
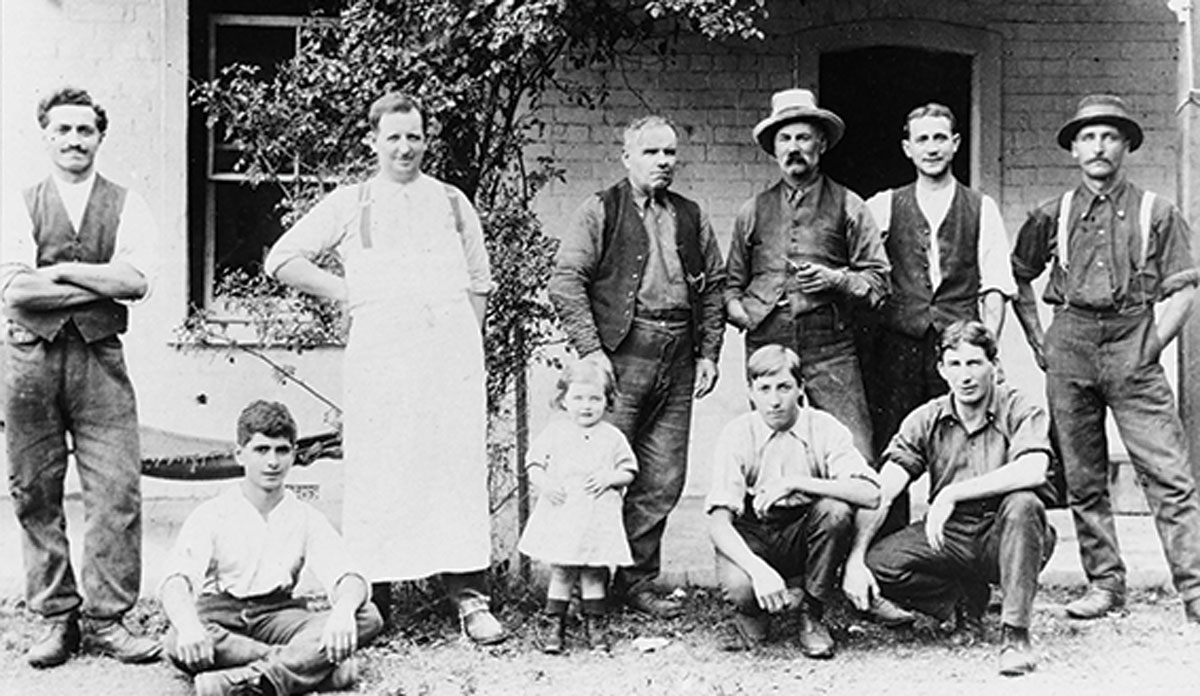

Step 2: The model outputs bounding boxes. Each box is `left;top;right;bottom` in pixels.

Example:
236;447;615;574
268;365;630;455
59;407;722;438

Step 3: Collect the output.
160;486;362;599
884;383;1052;504
706;407;878;519
1011;179;1199;309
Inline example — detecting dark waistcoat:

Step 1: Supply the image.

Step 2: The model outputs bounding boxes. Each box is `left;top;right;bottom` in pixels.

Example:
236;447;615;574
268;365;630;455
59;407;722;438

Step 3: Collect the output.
591;179;704;351
7;175;130;342
883;182;982;337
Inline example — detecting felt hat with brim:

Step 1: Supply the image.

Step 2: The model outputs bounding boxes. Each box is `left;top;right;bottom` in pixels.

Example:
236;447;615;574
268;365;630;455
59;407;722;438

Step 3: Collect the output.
752;88;845;155
1056;94;1144;152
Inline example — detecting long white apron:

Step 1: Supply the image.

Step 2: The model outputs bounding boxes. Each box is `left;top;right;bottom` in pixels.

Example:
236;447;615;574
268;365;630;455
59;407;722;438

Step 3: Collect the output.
339;177;491;581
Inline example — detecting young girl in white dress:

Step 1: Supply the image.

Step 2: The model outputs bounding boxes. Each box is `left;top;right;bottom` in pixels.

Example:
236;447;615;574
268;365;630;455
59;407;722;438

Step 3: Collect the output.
518;359;637;653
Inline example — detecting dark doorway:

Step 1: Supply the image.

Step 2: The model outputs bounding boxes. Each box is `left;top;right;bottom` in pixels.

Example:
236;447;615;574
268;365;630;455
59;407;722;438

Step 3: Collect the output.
819;47;973;198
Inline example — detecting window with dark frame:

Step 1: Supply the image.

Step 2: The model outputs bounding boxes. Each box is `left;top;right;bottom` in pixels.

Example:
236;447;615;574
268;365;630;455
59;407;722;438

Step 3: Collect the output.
186;1;341;313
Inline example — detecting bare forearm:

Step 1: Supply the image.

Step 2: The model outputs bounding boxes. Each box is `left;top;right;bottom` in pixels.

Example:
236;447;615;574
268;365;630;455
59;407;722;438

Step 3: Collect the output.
330;573;369;613
274;258;348;302
789;475;880;509
48;261;147;300
1013;281;1044;350
3;270;106;310
710;511;771;575
938;453;1048;505
160;576;204;631
848;464;910;559
1156;285;1196;347
980;290;1007;336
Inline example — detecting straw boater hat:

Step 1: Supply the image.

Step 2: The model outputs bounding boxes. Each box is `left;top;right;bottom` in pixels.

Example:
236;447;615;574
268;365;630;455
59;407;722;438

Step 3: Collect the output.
1056;93;1144;152
752;88;846;155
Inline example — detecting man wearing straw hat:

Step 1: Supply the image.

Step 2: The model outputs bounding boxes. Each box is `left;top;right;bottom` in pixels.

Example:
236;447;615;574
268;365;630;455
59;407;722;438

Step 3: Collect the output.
726;88;889;463
1011;93;1200;624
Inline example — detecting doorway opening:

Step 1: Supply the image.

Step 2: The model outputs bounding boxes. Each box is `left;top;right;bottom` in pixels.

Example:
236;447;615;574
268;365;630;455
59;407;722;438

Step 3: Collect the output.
819;46;973;198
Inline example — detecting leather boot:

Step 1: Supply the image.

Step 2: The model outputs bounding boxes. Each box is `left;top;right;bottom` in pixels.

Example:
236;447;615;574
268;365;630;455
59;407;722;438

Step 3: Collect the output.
26;613;81;669
998;624;1037;676
194;665;271;696
1064;586;1124;620
82;617;162;663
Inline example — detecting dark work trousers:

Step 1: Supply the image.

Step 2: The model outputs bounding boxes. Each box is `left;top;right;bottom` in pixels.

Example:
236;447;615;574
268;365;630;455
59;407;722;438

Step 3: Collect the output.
715;498;856;615
5;322;142;620
165;592;384;695
745;304;874;465
867;492;1056;628
1046;307;1200;601
869;326;948;538
608;316;695;597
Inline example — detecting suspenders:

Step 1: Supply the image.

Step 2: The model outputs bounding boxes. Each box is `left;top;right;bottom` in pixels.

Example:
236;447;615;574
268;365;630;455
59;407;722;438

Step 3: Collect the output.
1056;189;1156;271
356;181;466;250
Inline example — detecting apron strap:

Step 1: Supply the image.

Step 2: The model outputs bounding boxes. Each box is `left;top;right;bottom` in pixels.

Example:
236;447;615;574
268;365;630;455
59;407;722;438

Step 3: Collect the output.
358;182;373;249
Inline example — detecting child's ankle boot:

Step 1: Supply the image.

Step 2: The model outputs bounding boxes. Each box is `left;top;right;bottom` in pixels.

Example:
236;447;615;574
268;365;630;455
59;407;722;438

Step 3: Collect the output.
583;599;611;652
543;599;568;655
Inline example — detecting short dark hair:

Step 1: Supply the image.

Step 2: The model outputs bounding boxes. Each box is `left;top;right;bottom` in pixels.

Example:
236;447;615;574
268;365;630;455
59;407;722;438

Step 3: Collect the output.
551;359;617;411
236;400;298;446
37;87;108;134
368;91;424;132
938;320;998;362
746;344;804;388
904;102;957;138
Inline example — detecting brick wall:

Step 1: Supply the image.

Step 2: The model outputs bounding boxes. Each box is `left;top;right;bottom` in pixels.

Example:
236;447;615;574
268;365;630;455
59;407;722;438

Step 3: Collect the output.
532;0;1182;247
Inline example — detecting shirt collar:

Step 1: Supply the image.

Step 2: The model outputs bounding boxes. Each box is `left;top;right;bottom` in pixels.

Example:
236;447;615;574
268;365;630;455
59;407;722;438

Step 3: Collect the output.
1075;176;1131;210
751;406;814;444
630;184;667;212
932;383;1004;433
781;175;821;207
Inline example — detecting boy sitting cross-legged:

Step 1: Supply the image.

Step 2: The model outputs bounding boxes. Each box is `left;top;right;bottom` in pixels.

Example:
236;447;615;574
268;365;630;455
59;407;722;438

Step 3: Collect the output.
160;400;383;696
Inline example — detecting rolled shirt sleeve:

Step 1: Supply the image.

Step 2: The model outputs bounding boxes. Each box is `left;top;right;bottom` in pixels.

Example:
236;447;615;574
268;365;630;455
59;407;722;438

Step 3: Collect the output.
705;416;753;517
112;188;158;303
303;506;364;596
882;403;935;483
978;194;1017;298
158;506;215;599
1;189;35;294
1153;199;1200;297
264;187;353;279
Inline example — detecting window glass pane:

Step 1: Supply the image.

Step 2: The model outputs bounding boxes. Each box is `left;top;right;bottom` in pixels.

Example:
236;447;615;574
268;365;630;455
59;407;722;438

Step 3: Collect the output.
212;181;286;277
213;24;297;78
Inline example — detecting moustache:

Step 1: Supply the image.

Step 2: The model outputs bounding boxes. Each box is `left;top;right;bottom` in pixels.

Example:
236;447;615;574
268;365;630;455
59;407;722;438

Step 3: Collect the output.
785;153;809;165
61;146;88;154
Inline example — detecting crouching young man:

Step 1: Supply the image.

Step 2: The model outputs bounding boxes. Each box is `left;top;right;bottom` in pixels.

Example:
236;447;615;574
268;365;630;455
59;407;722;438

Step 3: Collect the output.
842;321;1057;676
160;401;383;696
706;344;880;658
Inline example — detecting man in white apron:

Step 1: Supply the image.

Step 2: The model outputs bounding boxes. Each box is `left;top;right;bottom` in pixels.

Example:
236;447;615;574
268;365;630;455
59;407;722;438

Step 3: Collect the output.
265;92;506;645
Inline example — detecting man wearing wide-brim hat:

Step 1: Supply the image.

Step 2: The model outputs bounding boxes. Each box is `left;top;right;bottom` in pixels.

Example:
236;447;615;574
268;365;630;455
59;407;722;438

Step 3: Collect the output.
1011;93;1200;626
723;88;890;658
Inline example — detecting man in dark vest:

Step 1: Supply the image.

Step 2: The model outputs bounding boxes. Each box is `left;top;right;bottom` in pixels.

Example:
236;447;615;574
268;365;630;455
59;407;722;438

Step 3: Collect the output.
1;87;159;667
726;88;889;463
549;115;726;617
1012;94;1200;624
860;103;1016;541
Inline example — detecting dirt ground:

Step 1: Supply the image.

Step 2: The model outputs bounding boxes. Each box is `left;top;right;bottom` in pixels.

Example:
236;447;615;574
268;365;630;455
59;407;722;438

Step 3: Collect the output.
2;585;1198;696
